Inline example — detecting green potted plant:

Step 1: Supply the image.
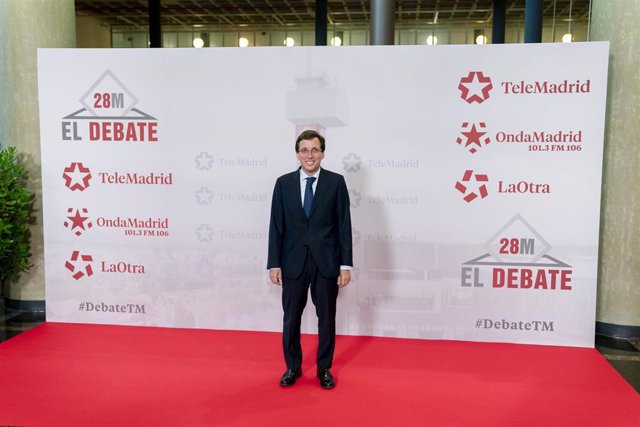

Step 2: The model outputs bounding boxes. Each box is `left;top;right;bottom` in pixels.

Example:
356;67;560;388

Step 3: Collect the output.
0;145;34;298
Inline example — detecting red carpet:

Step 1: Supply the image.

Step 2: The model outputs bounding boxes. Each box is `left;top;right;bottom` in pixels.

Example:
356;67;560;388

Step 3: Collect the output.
0;323;637;426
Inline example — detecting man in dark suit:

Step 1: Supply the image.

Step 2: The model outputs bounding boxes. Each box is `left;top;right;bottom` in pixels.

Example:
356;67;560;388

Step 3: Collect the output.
267;129;352;390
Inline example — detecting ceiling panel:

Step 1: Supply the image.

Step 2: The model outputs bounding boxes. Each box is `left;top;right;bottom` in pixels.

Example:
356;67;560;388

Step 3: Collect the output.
75;0;591;29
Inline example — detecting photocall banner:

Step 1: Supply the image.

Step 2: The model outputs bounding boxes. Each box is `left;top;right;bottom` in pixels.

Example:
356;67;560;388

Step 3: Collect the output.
38;42;609;347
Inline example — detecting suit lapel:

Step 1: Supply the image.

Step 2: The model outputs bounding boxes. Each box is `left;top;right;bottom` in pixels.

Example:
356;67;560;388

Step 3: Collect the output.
289;169;305;219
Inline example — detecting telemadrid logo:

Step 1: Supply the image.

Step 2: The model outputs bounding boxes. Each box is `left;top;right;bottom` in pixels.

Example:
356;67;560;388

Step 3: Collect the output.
349;189;362;208
195;152;214;171
343;153;362;172
196;187;215;205
455;170;489;202
196;224;214;242
65;251;94;280
63;162;173;188
458;71;493;104
63;162;92;191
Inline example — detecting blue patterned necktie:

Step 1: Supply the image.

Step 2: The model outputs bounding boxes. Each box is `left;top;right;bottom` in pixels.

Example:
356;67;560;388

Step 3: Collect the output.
303;177;316;218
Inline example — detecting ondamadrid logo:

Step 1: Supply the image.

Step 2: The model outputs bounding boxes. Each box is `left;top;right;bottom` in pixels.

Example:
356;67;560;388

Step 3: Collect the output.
63;162;92;191
64;208;93;236
455;170;489;202
65;250;94;280
65;208;170;238
458;71;493;104
457;122;490;154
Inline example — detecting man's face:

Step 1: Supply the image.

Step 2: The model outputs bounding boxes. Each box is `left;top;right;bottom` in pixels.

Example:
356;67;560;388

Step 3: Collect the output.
296;137;324;175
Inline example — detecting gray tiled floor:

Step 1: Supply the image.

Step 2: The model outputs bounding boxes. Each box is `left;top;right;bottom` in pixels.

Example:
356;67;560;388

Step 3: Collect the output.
596;335;640;392
0;306;638;393
0;307;46;343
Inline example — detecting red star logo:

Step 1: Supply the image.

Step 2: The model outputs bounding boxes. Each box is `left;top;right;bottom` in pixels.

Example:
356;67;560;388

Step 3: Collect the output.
62;162;92;191
64;208;93;236
455;170;489;203
65;250;94;280
456;122;490;154
458;71;493;104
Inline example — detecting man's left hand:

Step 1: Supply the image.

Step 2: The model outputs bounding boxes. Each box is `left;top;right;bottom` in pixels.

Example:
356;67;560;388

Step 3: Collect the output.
338;269;351;288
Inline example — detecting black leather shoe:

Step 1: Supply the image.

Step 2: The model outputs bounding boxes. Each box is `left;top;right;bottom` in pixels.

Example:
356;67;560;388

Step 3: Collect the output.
279;368;302;386
317;368;335;389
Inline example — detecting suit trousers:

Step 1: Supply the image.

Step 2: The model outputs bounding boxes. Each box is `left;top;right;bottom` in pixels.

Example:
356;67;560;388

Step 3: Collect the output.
282;250;339;370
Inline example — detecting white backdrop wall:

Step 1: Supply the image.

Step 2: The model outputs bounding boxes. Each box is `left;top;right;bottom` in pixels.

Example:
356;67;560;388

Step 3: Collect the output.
38;42;608;347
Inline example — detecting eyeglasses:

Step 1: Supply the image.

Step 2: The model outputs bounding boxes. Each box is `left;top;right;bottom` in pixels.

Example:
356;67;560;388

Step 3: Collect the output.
298;148;322;155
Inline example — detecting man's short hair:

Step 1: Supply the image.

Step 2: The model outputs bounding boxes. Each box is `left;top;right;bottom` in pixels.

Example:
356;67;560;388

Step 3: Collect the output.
295;130;326;152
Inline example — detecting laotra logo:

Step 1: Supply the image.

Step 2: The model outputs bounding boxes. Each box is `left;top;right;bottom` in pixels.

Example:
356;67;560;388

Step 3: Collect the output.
455;170;552;203
455;170;489;202
65;250;146;281
61;70;158;143
460;214;572;291
65;251;94;280
458;71;493;104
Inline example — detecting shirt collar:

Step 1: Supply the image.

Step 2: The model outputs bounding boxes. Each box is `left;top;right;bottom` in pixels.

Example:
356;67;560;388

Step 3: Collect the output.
299;168;320;182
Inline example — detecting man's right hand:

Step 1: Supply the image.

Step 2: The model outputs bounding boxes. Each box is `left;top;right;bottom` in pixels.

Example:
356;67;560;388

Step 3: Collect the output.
269;268;283;286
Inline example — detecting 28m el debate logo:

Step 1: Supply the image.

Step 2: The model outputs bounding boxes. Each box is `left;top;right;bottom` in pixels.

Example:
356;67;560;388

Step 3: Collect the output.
61;70;158;143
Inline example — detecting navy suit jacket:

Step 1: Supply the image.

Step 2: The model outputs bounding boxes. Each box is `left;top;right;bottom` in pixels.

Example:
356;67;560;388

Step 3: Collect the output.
267;167;352;279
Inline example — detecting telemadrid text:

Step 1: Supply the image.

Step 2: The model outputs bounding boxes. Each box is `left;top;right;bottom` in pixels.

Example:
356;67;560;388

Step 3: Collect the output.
501;79;590;95
98;172;172;185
